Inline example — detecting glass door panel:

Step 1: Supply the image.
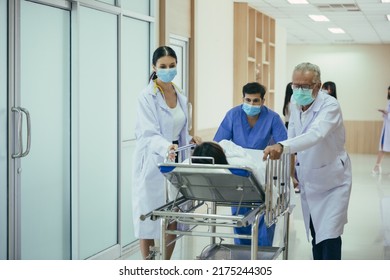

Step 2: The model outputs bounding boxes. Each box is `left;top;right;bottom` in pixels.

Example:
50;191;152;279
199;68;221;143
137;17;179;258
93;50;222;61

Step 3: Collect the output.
19;0;71;259
121;17;149;141
121;16;149;246
78;6;118;259
121;1;150;16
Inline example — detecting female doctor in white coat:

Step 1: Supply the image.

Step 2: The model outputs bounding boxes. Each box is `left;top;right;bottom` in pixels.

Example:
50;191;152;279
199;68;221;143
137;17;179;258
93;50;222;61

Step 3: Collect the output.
372;85;390;175
132;46;201;260
263;62;352;260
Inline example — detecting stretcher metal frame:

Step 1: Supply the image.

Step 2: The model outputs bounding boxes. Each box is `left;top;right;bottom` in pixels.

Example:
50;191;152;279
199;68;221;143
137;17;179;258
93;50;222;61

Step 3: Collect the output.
141;146;292;260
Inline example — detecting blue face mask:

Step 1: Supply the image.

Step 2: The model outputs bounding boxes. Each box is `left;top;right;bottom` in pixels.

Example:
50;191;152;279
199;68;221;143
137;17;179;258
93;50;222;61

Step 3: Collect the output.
293;88;314;106
156;68;177;83
242;103;262;116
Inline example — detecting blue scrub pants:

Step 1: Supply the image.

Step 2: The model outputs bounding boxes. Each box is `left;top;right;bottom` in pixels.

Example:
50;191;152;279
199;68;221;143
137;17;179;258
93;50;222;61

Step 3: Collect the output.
232;206;275;246
309;217;342;260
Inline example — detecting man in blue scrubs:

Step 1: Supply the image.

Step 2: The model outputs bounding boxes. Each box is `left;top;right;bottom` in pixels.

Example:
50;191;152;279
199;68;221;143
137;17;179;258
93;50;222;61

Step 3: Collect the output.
214;82;287;246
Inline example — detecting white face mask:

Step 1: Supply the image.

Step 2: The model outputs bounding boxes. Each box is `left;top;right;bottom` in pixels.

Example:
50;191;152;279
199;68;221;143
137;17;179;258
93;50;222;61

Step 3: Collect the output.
293;88;314;106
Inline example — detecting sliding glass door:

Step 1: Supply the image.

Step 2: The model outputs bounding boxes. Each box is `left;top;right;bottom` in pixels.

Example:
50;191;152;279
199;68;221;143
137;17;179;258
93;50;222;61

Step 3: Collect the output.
5;0;155;260
10;0;71;259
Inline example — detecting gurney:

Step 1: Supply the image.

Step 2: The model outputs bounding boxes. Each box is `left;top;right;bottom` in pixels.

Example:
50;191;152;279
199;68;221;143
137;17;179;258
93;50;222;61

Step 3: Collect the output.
141;145;292;260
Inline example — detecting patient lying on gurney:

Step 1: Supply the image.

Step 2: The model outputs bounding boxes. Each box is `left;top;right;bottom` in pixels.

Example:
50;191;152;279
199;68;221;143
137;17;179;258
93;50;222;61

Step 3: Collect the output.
190;140;282;246
192;140;266;185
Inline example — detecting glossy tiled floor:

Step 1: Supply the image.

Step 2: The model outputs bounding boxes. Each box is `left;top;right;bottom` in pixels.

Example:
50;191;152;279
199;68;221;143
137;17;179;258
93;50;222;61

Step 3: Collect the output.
125;153;390;260
286;153;390;260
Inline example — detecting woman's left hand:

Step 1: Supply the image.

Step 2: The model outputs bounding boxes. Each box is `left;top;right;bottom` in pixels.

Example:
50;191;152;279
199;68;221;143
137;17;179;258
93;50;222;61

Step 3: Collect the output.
167;144;178;161
190;136;202;144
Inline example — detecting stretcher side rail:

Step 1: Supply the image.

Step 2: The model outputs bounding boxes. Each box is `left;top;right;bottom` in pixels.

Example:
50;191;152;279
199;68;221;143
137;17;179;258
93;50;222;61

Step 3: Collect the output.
151;204;265;228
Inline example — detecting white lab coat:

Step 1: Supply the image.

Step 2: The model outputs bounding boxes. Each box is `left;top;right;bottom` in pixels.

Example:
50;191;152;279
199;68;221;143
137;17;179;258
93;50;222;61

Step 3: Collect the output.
132;80;191;239
280;91;352;244
379;100;390;152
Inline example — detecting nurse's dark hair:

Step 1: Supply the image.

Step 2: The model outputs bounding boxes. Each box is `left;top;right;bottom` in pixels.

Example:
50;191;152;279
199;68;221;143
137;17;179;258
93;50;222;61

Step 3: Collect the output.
149;46;177;81
322;81;337;99
282;82;293;117
191;142;228;165
242;82;267;99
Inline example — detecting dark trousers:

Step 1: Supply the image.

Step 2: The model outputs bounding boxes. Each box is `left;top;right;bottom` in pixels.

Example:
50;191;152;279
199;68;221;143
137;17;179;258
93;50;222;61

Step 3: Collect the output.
309;217;342;260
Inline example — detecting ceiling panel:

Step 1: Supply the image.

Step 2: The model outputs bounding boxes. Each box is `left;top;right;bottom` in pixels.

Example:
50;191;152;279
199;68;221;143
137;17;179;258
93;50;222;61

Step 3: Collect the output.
236;0;390;44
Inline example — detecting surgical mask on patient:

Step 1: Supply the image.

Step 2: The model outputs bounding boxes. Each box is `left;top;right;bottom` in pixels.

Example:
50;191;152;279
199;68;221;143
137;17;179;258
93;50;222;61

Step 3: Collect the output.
156;68;177;83
242;103;262;116
293;88;314;106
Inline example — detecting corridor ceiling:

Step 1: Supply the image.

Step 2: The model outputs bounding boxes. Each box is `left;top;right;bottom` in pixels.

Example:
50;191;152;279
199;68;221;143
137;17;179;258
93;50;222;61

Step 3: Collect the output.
235;0;390;44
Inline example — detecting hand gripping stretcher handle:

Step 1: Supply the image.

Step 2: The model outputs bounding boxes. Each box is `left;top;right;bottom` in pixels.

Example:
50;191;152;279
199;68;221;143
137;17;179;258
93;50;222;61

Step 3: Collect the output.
166;143;197;161
141;143;197;221
169;143;197;154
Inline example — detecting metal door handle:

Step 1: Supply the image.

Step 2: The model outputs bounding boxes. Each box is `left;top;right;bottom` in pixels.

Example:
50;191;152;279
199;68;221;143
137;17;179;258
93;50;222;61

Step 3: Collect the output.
20;107;31;157
11;107;31;158
11;107;23;158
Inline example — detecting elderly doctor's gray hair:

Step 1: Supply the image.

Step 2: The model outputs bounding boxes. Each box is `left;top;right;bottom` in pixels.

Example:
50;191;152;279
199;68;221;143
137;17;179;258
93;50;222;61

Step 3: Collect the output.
294;62;321;84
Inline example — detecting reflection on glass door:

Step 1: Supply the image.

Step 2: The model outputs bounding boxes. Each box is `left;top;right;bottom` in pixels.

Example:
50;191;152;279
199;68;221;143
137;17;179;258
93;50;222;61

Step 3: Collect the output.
121;16;150;248
77;6;118;259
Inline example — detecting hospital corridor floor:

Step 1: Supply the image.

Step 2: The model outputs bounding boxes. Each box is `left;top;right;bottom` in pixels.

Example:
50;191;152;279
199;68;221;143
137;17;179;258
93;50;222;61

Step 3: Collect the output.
285;153;390;260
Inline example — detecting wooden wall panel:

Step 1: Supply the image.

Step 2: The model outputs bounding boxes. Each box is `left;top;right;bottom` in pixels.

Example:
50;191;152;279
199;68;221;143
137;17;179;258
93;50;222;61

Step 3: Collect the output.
164;0;191;42
233;3;275;108
197;128;218;142
344;120;382;154
233;3;248;106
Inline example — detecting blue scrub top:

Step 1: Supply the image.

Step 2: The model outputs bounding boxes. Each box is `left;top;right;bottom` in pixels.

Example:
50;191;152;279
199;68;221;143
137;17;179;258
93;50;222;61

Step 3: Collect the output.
214;104;287;246
214;105;287;148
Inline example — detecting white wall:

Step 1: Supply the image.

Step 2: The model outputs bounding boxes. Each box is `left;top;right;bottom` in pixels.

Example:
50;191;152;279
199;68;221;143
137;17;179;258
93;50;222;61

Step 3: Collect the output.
194;0;234;133
286;44;390;121
193;3;390;132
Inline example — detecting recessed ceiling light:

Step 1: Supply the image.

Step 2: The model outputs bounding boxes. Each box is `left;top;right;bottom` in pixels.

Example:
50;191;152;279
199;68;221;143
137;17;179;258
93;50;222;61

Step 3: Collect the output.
287;0;309;4
328;28;345;34
387;14;390;21
309;15;330;22
381;0;390;3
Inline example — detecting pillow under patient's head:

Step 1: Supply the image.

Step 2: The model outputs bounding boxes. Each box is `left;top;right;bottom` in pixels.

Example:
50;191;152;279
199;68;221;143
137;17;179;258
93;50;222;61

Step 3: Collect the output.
191;142;228;165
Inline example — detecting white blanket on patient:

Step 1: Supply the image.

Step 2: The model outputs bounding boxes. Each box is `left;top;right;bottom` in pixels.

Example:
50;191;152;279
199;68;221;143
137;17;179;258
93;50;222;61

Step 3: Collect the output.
218;139;266;186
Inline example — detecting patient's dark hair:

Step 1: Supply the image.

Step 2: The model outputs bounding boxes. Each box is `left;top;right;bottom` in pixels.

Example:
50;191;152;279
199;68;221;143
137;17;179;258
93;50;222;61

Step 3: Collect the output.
191;142;228;165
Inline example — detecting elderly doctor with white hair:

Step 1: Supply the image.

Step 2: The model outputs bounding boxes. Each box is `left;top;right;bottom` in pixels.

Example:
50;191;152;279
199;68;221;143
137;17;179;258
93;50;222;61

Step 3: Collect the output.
263;62;352;260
